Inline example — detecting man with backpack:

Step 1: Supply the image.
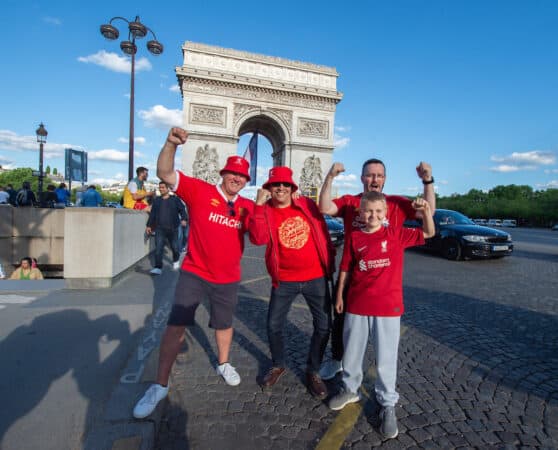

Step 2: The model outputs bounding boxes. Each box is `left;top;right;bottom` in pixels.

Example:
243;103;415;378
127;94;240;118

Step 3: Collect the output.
16;181;36;207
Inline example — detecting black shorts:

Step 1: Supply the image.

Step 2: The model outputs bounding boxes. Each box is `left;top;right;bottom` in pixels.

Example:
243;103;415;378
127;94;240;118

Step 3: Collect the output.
167;271;239;329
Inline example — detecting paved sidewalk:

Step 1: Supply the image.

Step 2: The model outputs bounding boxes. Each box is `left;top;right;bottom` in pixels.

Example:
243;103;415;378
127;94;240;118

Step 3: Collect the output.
146;243;558;449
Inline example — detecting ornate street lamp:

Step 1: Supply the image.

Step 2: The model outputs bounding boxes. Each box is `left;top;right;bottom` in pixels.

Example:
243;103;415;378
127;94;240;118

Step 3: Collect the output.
36;122;48;204
100;16;163;180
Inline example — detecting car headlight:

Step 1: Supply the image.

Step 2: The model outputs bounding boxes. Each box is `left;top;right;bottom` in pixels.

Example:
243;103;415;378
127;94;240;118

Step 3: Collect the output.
462;235;488;242
506;234;512;242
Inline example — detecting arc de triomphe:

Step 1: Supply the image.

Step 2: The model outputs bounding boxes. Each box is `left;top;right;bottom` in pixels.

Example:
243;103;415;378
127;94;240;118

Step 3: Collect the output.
175;42;343;196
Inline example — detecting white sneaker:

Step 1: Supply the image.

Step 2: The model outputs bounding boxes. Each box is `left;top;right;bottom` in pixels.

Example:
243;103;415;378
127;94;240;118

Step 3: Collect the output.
216;362;241;386
173;260;180;270
133;383;169;419
319;359;343;380
150;268;162;275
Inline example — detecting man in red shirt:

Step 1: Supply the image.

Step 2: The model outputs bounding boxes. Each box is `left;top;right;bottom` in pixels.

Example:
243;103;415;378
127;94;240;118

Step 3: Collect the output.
328;191;434;439
133;128;256;419
249;167;335;399
319;158;436;380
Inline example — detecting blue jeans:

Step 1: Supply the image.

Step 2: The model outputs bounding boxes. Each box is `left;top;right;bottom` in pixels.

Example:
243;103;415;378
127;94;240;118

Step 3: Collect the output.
177;225;189;251
267;277;331;373
154;228;180;269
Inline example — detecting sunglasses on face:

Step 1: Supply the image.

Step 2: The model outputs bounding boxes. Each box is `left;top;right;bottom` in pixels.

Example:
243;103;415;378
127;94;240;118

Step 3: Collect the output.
270;182;292;188
227;200;236;217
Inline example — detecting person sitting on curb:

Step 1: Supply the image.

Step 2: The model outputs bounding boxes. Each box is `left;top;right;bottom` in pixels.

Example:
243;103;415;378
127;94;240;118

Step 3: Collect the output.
248;166;335;399
9;257;44;280
132;128;257;419
328;192;434;440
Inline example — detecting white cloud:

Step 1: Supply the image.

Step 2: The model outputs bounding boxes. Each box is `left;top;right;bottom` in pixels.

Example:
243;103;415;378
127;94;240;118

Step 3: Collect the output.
490;164;537;173
335;173;357;182
78;50;152;74
118;136;146;145
138;105;183;129
544;169;558;174
43;16;62;25
0;129;82;157
490;150;556;167
0;155;14;165
335;125;351;132
333;134;350;150
88;149;129;162
535;180;558;189
169;84;181;93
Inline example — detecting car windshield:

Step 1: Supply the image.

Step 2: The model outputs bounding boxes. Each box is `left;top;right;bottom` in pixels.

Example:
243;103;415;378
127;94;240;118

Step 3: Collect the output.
435;211;475;226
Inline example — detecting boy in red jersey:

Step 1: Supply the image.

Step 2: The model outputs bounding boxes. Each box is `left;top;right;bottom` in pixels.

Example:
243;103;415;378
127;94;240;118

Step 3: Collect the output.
328;191;434;440
319;159;436;380
134;128;257;419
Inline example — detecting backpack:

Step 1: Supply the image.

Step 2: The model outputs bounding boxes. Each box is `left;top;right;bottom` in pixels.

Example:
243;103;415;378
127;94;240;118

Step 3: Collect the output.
16;189;30;206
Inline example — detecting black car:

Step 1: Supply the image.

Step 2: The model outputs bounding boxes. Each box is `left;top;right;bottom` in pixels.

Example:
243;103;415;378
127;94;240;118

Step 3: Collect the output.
324;215;344;245
425;209;513;260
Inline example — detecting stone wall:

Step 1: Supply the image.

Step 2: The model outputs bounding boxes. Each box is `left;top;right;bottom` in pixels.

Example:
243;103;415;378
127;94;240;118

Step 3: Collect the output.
0;205;151;287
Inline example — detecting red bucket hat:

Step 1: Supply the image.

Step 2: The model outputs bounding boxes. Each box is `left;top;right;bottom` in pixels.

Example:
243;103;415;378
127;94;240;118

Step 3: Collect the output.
262;166;298;192
219;156;251;181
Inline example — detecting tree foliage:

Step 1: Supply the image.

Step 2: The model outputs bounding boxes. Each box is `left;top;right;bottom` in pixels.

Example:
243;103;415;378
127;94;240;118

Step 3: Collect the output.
0;167;54;192
437;184;558;226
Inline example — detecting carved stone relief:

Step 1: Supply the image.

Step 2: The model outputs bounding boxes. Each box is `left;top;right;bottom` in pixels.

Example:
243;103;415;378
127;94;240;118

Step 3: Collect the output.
233;103;257;124
190;104;226;126
184;78;336;112
193;144;220;183
298;118;329;139
233;103;293;134
298;155;323;193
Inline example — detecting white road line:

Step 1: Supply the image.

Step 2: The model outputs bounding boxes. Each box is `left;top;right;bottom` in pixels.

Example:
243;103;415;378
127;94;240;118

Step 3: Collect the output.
0;295;38;305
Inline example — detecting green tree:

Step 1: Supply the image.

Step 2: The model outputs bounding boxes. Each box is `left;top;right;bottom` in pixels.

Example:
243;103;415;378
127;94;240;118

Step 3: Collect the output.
53;168;58;175
0;167;54;193
45;166;51;175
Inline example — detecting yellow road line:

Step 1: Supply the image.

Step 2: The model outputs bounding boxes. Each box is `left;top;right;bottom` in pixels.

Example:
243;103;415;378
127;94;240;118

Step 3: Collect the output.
316;325;408;450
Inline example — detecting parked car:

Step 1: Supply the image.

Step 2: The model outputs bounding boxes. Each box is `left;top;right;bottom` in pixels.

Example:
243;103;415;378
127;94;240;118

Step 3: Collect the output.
425;209;513;260
106;201;123;208
552;224;558;231
473;218;488;226
502;219;517;227
324;215;344;245
487;219;503;227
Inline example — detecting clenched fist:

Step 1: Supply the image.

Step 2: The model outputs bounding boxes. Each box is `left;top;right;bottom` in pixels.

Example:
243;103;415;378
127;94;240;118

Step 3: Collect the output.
167;127;188;146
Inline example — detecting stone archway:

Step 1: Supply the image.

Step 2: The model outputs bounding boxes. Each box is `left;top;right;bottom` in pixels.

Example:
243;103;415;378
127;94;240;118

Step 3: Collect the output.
175;42;343;196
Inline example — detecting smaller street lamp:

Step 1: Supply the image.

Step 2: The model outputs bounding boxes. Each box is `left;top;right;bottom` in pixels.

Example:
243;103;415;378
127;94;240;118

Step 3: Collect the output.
36;122;48;204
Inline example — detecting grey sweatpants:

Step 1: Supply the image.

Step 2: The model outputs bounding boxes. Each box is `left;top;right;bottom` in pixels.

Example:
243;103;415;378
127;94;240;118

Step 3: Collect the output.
341;313;400;407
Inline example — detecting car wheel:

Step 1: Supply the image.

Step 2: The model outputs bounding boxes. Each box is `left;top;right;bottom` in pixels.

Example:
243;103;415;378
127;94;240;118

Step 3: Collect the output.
442;238;462;261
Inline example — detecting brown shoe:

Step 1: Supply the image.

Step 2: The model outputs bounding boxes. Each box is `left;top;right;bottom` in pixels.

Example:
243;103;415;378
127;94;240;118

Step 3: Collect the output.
259;367;286;387
307;372;328;399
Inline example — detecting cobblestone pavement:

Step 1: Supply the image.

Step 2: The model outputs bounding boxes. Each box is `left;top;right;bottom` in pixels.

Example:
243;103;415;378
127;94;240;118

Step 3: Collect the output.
154;235;558;449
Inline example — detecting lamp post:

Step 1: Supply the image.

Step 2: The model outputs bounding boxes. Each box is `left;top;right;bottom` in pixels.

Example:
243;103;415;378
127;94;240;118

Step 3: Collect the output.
100;16;163;181
36;122;48;204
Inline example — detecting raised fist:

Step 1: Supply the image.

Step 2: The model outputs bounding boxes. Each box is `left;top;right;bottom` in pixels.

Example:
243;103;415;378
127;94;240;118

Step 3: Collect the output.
167;127;188;146
328;162;345;178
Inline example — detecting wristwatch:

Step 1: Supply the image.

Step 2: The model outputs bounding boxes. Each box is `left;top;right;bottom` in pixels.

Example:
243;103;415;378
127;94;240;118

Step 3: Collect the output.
422;177;434;185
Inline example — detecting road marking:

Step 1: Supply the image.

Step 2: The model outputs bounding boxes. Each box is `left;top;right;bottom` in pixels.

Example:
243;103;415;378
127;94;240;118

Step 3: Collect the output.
316;325;408;450
240;276;270;285
0;294;37;304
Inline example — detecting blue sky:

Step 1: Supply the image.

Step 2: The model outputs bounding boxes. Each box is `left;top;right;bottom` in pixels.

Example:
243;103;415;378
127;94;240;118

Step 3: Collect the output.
1;0;557;198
